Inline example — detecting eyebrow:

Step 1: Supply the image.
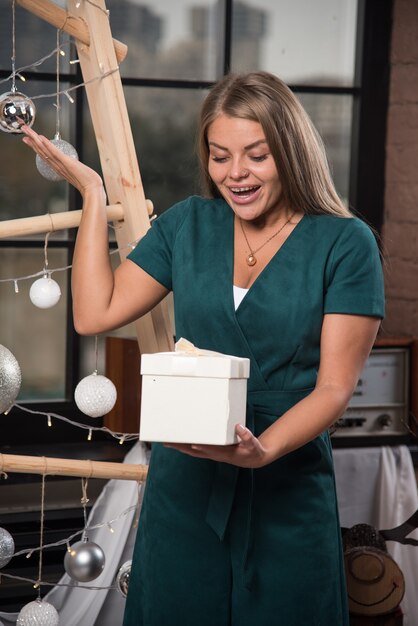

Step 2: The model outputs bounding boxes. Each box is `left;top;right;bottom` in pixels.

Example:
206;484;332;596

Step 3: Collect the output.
208;139;268;151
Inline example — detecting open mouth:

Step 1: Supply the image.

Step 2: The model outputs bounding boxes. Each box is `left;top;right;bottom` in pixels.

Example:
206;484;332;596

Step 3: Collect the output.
228;185;261;200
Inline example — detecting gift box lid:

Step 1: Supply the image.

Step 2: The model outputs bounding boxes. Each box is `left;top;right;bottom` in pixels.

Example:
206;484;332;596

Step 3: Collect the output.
141;351;250;379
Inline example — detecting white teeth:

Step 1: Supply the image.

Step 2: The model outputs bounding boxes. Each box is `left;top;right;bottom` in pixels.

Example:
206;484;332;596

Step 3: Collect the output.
230;186;258;192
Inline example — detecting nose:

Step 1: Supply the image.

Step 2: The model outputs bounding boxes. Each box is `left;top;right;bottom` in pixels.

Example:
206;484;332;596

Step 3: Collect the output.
228;159;249;180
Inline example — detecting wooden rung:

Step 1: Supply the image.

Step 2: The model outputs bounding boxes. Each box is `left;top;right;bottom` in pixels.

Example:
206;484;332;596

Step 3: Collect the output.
0;453;148;481
0;204;124;239
16;0;128;64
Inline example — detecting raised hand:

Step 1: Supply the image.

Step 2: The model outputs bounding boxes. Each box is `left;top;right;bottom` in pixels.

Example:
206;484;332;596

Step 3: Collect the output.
21;123;105;200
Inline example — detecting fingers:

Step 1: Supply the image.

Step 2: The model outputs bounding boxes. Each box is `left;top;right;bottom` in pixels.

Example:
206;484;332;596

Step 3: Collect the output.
236;424;256;448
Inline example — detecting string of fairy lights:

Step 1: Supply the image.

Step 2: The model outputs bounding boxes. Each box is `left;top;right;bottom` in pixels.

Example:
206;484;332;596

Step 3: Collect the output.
0;2;147;622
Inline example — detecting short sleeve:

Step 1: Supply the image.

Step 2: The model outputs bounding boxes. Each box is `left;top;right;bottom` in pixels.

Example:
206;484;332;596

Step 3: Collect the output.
324;218;385;318
127;199;190;290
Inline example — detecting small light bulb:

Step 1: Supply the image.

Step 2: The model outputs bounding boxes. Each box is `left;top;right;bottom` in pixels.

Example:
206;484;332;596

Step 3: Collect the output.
87;428;92;441
47;415;52;427
64;91;75;104
14;280;19;293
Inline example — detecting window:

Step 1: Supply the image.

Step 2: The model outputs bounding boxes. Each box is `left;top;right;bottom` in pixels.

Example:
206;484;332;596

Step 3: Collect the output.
0;0;391;445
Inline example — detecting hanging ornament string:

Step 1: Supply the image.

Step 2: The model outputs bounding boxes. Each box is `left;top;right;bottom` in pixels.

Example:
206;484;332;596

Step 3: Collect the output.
14;502;138;560
11;0;16;92
36;30;79;182
0;41;70;88
0;0;36;134
0;235;142;291
34;463;47;594
44;231;51;271
94;335;99;374
81;476;90;539
29;232;62;308
55;29;61;139
12;403;139;442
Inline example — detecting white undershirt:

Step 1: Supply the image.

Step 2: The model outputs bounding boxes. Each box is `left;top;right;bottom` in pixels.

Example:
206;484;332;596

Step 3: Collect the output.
233;285;249;310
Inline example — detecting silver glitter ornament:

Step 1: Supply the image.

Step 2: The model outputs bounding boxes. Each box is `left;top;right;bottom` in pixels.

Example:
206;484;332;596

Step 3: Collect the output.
35;135;78;181
0;527;15;568
74;372;117;418
0;344;22;414
17;599;59;626
116;560;131;597
0;90;36;134
64;540;105;582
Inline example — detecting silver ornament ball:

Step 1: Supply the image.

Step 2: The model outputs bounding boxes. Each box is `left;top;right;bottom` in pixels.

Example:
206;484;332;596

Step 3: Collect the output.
116;560;132;597
17;599;59;626
0;527;15;569
36;137;78;181
74;373;117;418
64;540;105;582
0;344;22;414
0;90;36;134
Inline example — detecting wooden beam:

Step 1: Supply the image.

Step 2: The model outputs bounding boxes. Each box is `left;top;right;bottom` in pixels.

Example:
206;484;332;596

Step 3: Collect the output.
0;200;154;239
0;204;123;239
0;453;148;481
68;0;174;354
16;0;128;65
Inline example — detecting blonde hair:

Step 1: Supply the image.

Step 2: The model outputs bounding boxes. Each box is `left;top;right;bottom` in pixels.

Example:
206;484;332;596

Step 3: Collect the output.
197;71;351;218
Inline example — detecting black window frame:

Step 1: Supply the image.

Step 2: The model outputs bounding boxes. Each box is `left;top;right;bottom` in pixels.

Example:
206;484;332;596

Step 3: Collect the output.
0;0;393;446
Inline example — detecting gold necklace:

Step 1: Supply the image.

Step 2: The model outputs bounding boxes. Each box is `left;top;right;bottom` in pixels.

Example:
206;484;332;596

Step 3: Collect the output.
239;212;296;266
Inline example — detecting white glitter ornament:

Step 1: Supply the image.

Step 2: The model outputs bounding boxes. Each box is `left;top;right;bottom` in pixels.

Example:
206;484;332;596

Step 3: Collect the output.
29;275;61;309
0;344;22;414
74;372;117;418
17;599;59;626
0;90;36;133
35;134;78;182
116;560;131;597
0;527;15;568
64;540;105;582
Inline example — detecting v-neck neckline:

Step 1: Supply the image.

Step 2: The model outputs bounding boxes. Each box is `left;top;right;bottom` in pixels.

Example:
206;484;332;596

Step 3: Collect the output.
230;209;307;303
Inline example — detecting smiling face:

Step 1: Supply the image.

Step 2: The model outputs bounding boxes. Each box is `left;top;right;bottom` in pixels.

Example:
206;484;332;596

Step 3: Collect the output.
207;114;285;224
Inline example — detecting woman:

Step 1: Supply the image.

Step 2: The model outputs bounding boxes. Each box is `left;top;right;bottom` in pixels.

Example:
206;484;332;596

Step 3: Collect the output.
22;71;384;626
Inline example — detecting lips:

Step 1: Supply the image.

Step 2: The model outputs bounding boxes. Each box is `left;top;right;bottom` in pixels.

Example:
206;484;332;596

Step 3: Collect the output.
228;185;261;202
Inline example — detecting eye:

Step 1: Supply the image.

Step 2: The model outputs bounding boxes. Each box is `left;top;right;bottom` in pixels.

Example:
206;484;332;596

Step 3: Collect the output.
250;155;268;162
210;155;228;163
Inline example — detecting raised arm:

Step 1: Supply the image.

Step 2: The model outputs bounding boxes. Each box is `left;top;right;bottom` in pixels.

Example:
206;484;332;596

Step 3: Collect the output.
21;125;169;335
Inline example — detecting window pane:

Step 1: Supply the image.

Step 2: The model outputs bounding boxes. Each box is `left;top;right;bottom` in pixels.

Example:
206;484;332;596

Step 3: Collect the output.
0;2;72;74
231;0;358;87
298;93;352;205
0;81;73;238
83;86;204;216
0;249;68;401
106;0;225;81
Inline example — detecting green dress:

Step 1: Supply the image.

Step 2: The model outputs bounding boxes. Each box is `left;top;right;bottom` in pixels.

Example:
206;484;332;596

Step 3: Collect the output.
123;196;384;626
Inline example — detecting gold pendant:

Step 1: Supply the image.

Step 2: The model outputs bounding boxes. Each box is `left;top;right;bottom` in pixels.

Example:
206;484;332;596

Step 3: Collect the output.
247;254;257;266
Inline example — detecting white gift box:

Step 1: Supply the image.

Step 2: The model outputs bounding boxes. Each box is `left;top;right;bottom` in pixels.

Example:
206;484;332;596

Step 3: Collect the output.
139;346;250;445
